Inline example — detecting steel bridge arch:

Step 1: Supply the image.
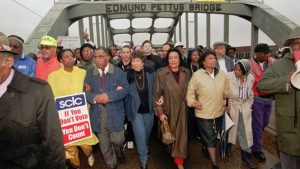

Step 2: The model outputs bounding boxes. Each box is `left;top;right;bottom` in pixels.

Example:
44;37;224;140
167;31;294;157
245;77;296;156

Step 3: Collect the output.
25;0;298;53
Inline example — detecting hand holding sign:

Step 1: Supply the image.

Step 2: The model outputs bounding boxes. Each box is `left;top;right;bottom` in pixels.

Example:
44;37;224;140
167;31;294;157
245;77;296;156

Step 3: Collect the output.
85;84;92;92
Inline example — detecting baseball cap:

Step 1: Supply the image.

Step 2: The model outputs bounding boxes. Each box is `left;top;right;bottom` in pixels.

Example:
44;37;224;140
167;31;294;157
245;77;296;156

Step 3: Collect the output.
39;35;57;47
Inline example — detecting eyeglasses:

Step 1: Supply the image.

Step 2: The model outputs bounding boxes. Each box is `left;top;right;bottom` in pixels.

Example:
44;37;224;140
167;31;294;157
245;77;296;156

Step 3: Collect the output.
39;45;52;50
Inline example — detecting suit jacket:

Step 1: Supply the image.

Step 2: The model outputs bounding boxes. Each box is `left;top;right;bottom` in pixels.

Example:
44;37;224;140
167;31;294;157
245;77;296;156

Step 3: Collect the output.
216;55;234;72
0;70;65;169
84;63;129;133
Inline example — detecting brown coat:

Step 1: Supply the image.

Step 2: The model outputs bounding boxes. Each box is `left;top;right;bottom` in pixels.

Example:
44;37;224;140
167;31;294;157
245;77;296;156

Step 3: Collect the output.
154;66;191;158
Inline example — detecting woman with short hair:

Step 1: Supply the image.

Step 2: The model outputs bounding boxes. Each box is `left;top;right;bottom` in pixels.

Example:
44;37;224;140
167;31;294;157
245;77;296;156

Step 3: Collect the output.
125;50;155;169
185;48;201;139
186;49;228;169
153;48;191;169
48;49;99;169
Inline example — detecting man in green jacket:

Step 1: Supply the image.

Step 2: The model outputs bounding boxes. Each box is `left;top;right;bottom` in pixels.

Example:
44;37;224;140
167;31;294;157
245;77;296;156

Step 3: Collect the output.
258;27;300;169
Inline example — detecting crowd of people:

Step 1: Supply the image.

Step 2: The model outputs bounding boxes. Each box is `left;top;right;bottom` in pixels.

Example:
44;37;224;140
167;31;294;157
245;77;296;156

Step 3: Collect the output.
0;26;299;169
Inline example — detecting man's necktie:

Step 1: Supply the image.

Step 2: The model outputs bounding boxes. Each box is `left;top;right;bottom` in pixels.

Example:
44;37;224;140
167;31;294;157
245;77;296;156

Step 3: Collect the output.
101;70;105;88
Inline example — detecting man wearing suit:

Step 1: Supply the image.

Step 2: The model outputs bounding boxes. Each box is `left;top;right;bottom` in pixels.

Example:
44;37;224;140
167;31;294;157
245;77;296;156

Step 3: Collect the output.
213;41;234;73
84;47;129;169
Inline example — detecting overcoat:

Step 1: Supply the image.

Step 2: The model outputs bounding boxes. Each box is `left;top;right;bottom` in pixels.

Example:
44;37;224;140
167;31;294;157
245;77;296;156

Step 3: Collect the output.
227;71;254;146
258;54;300;156
153;66;191;158
84;64;129;133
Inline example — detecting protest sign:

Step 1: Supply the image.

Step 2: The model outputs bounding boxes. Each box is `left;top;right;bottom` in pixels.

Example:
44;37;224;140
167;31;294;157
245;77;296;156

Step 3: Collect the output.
57;36;81;49
55;92;92;146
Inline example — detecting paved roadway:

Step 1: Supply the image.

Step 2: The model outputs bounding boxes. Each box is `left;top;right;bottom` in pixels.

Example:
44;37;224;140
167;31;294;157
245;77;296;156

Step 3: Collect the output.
76;135;279;169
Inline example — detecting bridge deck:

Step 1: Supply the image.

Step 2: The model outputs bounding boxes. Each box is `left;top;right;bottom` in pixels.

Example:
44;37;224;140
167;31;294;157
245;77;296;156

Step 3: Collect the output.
76;131;279;169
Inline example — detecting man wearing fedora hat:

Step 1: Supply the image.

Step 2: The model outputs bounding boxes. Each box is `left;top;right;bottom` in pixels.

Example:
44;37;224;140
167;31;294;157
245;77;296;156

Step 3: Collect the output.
213;41;234;73
0;32;65;169
258;27;300;169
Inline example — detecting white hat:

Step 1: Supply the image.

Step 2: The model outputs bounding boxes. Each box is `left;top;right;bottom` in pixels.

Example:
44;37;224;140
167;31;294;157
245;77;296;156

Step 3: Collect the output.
174;42;184;48
122;42;131;48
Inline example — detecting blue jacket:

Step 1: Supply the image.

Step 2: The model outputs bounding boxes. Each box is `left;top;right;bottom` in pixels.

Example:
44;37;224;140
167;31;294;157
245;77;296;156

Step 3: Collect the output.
13;53;36;77
84;63;129;133
125;68;155;121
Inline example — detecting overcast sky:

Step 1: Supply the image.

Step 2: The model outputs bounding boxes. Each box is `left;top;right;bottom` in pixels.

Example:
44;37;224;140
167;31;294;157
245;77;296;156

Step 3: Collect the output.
1;0;299;47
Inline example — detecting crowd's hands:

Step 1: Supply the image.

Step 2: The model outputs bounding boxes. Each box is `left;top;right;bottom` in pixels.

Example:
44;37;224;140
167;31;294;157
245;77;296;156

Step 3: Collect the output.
116;85;123;90
192;101;203;110
224;96;230;112
94;93;110;104
156;96;167;121
156;96;164;106
287;71;295;84
92;85;123;104
224;106;230;112
223;93;230;100
159;114;168;121
82;28;90;42
65;151;73;160
85;84;92;92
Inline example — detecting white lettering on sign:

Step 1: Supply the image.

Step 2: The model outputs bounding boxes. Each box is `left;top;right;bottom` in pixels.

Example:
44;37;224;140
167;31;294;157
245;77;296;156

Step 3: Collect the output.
62;127;73;135
68;131;86;140
59;97;83;109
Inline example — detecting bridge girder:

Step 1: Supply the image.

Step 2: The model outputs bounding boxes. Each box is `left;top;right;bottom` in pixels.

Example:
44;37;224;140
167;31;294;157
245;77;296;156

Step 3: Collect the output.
25;0;298;53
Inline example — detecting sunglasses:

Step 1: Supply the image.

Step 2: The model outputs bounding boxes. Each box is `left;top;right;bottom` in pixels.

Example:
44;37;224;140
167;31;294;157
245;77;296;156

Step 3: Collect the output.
39;45;52;50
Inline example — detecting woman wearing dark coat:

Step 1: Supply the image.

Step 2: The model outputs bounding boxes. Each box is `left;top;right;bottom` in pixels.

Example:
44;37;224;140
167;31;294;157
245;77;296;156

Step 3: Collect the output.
153;48;191;169
125;50;155;169
185;48;201;73
185;48;201;139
